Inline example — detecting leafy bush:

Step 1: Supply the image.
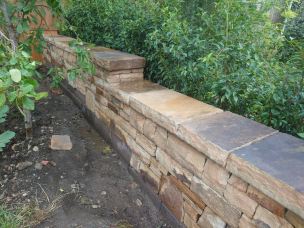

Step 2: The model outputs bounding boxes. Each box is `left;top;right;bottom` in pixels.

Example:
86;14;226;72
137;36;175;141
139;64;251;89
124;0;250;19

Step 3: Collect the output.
62;0;304;137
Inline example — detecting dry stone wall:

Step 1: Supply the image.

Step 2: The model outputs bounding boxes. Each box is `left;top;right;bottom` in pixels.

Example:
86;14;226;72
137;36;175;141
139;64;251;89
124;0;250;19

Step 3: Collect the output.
42;34;304;228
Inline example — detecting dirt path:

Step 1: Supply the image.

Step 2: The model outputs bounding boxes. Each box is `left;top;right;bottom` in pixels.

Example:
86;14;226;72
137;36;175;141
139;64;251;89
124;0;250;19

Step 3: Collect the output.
0;70;170;228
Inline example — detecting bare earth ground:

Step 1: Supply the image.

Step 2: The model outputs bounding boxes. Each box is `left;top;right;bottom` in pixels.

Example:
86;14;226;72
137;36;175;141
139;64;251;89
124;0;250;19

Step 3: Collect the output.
0;69;170;228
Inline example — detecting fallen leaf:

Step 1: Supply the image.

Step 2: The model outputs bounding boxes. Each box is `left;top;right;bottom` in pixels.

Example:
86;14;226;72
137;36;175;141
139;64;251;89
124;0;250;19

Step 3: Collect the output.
103;149;111;153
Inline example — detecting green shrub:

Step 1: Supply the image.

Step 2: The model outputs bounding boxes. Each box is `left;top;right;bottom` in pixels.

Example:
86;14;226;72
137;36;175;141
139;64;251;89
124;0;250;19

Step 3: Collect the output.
61;0;304;137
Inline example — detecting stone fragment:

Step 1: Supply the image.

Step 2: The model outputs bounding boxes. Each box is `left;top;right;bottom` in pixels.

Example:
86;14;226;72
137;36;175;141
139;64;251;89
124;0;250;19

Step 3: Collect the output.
201;159;230;195
167;134;206;179
149;163;162;179
224;184;258;218
33;146;39;151
159;175;184;222
136;199;142;206
285;210;304;228
150;156;158;167
136;132;156;156
139;162;160;194
50;161;57;167
158;163;169;176
126;136;151;165
184;201;200;222
34;163;43;170
197;207;226;228
253;206;293;228
154;125;167;151
130;109;146;134
156;148;193;183
143;118;157;141
184;212;200;228
238;214;256;228
18;161;33;170
191;176;241;228
227;175;248;192
130;153;141;172
247;185;285;217
86;89;95;111
51;135;73;150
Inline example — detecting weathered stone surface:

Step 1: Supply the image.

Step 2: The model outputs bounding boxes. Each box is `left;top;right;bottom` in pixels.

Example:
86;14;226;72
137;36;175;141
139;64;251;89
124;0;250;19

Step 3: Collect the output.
191;176;241;228
76;78;86;95
150;156;158;167
184;213;200;228
158;163;169;176
110;120;127;143
159;175;184;222
136;132;156;156
94;76;104;88
228;133;304;219
132;68;144;73
197;207;226;228
130;89;222;134
150;163;162;179
130;109;146;134
51;135;73;150
227;175;248;193
182;193;204;215
120;73;143;82
96;86;105;96
91;51;145;71
18;161;33;170
253;206;293;228
167;134;206;179
143;118;157;141
246;185;285;217
285;210;304;228
238;215;256;228
108;102;119;115
104;82;130;105
126;135;151;165
130;153;141;172
114;115;137;139
156;148;193;183
224;184;258;218
86;89;95;111
122;103;131;115
201;159;230;195
111;96;121;108
178;112;277;166
154;125;168;151
99;110;110;127
119;110;130;122
138;162;160;194
184;201;200;222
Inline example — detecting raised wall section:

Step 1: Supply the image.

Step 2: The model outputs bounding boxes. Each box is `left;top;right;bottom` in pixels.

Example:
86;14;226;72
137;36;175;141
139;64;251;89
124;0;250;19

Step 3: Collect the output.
42;34;304;228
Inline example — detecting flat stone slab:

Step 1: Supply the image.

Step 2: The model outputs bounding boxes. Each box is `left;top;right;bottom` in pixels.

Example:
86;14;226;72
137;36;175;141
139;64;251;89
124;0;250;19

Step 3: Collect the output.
51;135;73;150
227;132;304;219
130;89;222;134
177;112;277;166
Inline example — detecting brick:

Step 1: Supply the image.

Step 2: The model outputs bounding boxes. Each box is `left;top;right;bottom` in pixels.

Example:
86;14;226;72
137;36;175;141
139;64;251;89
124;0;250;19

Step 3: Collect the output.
154;125;167;151
156;148;193;183
130;153;141;172
126;135;151;165
184;201;200;222
132;68;144;73
114;115;137;139
119;110;130;122
191;176;241;228
197;207;226;228
136;132;156;156
108;102;119;115
201;159;230;195
247;185;286;217
159;175;184;222
184;213;200;228
150;163;162;179
130;109;146;133
285;210;304;228
143;118;157;141
122;103;131;115
238;214;256;228
224;184;258;218
86;89;95;111
253;206;293;228
167;134;206;179
227;175;248;193
139;162;160;194
96;86;105;96
94;76;104;88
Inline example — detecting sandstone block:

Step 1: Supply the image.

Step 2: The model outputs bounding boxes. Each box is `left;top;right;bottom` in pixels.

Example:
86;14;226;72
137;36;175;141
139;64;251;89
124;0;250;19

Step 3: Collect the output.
247;185;286;217
150;156;158;167
94;76;104;89
184;201;200;222
108;102;119;115
139;162;160;194
104;82;130;105
90;83;96;94
154;125;168;151
114;115;137;139
110;120;128;143
98;95;108;107
120;73;143;82
132;68;144;73
130;153;141;172
182;193;204;215
191;176;241;228
285;210;304;228
158;163;169;176
238;214;256;228
111;96;121;108
99;110;110;127
126;136;151;165
184;213;200;228
76;78;86;95
197;207;226;228
51;135;73;150
95;101;107;113
122;103;131;115
227;175;248;193
96;86;105;96
86;89;95;111
119;110;130;122
253;206;293;228
150;163;162;179
224;184;258;218
136;132;156;156
130;109;146;134
105;107;118;121
159;175;184;222
156;148;193;183
167;134;206;179
201;159;230;195
143;118;157;141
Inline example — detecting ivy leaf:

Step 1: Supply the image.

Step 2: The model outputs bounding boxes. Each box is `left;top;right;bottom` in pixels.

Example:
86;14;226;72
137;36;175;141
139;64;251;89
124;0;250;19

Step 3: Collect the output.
17;23;23;33
0;131;15;152
22;97;34;110
9;69;21;82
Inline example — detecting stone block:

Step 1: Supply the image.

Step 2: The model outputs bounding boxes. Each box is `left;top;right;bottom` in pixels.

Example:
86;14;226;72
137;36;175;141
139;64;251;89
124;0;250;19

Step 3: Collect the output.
99;95;108;107
150;163;162;179
224;184;258;218
104;82;130;104
76;78;86;95
130;109;146;134
111;96;121;108
130;153;141;172
119;110;130;122
94;76;104;89
120;73;143;82
184;201;200;222
253;206;293;228
51;135;73;150
85;89;95;111
114;115;137;139
238;215;256;228
158;163;169;176
139;162;160;194
132;68;144;73
154;125;168;151
191;176;241;228
110;131;132;163
99;110;110;127
122;103;131;115
96;86;105;96
167;134;206;179
90;84;96;94
285;210;304;228
182;193;204;215
136;132;156;156
110;120;128;143
150;156;158;167
228;133;304;219
159;175;184;222
197;207;226;228
227;175;248;193
201;159;230;195
156;148;193;184
126;135;151;165
184;213;200;228
178;112;277;166
108;102;119;115
105;107;118;121
160;203;187;228
143;118;157;141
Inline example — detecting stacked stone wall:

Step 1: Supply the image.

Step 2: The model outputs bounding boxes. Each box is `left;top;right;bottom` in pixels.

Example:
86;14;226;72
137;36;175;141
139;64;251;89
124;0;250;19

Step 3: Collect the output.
42;34;304;228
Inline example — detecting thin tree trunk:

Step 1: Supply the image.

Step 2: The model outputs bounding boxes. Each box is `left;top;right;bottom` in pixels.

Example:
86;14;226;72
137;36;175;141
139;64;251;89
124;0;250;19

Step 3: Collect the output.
270;0;285;24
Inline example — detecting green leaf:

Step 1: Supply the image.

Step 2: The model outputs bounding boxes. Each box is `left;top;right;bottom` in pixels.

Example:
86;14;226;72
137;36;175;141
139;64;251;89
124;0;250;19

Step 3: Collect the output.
17;23;23;33
87;43;95;48
32;92;48;100
0;105;9;123
35;71;43;79
8;91;17;102
9;69;21;82
22;85;34;94
10;57;18;65
7;5;16;14
22;51;31;58
298;133;304;139
0;93;6;107
0;131;15;152
69;71;76;81
68;40;76;47
54;21;61;28
22;21;30;31
24;79;39;88
22;97;34;110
